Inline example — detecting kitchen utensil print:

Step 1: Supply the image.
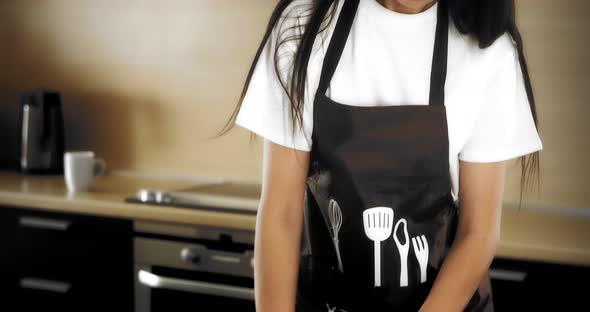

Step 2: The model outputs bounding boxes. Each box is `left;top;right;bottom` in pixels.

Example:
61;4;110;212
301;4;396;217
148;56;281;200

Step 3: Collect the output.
328;198;344;273
412;234;429;283
325;303;348;312
393;218;409;287
362;207;394;287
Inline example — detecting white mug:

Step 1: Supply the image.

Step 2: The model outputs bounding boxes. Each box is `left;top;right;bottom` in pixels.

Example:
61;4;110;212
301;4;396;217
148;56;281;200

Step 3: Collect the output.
64;151;106;193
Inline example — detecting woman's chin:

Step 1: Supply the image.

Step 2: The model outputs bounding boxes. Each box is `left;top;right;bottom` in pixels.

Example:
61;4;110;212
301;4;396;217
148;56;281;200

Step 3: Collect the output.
396;0;436;13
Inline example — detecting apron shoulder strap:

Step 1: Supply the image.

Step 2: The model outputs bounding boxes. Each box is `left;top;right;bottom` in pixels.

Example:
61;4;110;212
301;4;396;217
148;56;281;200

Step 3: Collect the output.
315;0;449;106
316;0;360;97
428;0;449;106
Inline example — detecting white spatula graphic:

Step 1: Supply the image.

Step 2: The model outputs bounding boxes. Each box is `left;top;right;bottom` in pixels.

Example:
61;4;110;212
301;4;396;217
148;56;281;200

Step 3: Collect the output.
363;207;394;287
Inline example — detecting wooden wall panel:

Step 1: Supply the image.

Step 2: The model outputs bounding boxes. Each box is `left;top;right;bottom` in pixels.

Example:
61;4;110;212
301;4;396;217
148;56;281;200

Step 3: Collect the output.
0;0;587;211
0;0;274;179
508;0;590;210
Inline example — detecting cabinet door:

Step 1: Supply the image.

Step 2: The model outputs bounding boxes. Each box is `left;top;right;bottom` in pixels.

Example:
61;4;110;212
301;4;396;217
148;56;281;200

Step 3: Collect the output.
1;271;75;312
0;206;133;312
490;257;590;310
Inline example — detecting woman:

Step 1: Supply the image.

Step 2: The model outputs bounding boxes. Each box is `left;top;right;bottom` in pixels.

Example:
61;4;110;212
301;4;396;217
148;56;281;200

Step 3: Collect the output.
220;0;542;311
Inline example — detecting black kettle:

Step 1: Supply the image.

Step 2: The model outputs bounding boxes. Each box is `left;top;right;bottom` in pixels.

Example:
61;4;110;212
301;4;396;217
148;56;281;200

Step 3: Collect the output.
17;90;65;174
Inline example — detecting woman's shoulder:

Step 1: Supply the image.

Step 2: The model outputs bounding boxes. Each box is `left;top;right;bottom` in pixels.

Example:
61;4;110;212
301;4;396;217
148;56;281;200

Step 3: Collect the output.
269;0;342;80
273;0;341;46
448;23;520;82
274;0;317;34
283;0;316;16
269;0;327;58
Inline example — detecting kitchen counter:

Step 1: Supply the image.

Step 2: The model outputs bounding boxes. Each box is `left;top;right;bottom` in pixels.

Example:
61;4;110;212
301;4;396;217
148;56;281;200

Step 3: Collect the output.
0;170;589;266
0;170;256;231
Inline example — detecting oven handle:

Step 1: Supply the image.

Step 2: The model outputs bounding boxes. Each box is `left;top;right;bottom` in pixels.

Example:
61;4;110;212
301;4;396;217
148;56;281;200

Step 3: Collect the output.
138;269;254;301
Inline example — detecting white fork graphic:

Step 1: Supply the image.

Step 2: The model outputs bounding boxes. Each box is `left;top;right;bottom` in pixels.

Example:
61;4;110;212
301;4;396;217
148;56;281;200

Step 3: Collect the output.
412;234;429;283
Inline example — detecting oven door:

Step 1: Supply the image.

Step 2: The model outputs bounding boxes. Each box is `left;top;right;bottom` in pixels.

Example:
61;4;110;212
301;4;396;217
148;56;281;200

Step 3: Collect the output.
134;237;255;312
135;265;255;311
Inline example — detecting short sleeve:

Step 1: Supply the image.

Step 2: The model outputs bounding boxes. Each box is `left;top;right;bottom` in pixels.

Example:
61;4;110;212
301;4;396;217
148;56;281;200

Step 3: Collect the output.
459;34;543;162
235;1;314;152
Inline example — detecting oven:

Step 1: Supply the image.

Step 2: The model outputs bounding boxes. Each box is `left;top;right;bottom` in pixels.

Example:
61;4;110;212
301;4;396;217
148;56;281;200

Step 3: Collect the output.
134;221;255;312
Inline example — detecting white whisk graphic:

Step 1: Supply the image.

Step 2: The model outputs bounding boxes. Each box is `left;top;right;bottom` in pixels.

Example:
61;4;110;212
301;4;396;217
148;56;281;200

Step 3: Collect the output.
328;198;344;273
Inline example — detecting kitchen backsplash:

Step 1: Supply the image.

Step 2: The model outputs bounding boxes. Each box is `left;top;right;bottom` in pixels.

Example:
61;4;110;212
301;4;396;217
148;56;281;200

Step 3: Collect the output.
0;0;271;178
0;0;588;209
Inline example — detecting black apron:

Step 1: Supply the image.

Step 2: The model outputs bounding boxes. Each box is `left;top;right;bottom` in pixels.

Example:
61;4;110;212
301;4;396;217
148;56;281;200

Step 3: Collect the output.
296;0;494;311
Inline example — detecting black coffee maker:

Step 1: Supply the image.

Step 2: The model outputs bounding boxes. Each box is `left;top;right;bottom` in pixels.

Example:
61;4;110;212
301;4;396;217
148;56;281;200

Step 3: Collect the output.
17;90;65;174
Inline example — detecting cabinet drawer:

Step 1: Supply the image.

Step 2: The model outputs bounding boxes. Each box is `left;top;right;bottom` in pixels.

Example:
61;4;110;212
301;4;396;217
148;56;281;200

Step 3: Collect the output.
0;271;132;312
0;206;129;241
490;257;590;310
0;206;133;311
0;206;131;274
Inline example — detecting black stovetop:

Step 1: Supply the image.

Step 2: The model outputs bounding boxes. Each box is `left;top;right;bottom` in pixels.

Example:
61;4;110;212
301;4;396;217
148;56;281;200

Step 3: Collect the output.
125;181;261;215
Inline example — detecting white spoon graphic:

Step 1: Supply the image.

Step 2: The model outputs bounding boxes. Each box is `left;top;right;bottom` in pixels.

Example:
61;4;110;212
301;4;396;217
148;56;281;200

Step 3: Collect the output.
393;218;409;287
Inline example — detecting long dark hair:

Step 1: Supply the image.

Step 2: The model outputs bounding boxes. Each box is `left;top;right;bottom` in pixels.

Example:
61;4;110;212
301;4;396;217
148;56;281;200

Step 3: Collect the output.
216;0;540;210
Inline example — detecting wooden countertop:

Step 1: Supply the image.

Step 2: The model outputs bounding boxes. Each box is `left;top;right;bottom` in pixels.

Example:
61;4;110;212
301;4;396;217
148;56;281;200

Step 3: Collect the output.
0;170;588;266
0;170;257;231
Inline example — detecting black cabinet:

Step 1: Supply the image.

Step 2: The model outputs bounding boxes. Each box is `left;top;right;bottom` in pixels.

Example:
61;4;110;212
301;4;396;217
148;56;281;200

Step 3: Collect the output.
0;206;133;312
490;257;590;311
1;205;589;312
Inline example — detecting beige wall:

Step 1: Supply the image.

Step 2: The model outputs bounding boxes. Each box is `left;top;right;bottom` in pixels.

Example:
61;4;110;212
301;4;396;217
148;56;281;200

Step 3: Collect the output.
0;0;588;210
0;0;274;178
514;0;590;209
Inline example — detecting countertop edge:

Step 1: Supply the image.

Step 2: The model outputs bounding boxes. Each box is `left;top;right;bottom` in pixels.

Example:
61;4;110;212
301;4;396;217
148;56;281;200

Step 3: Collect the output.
0;191;257;231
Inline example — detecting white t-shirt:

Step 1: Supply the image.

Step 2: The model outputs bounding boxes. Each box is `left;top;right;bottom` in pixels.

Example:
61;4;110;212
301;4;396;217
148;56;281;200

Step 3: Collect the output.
235;0;543;201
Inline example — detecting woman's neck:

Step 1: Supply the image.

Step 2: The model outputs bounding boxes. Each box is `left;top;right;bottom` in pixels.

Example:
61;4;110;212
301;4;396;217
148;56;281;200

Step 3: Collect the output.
377;0;437;14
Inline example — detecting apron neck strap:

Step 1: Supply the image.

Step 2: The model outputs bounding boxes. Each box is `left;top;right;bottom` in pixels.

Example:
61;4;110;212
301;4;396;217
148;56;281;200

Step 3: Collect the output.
429;0;448;106
316;0;360;98
315;0;449;107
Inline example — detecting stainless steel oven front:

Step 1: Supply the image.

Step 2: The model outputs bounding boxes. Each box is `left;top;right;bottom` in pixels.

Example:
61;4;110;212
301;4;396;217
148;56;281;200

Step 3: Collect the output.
134;221;255;312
